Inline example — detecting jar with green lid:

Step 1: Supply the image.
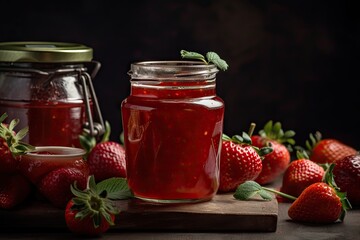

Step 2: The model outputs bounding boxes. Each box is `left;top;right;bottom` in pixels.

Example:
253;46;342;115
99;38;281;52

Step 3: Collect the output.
0;42;104;147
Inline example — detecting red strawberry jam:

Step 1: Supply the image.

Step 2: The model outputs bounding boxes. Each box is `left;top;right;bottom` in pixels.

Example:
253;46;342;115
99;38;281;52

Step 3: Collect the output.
18;146;87;184
0;42;100;148
121;61;224;203
0;100;86;147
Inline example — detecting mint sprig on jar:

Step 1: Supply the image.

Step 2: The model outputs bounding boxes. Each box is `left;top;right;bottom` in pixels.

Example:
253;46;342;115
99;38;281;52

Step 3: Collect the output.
180;50;229;71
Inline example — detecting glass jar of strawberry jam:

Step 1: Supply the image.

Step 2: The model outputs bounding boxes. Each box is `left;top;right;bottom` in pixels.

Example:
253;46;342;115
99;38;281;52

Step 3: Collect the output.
121;61;224;203
0;42;105;147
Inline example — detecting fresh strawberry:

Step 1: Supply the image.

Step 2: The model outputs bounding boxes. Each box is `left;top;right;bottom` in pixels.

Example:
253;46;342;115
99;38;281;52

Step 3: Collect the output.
66;199;115;236
235;164;351;224
288;164;351;223
288;182;344;223
0;113;35;173
219;125;272;192
65;176;132;236
333;154;360;206
87;142;126;181
80;121;126;182
37;167;88;208
303;131;357;164
251;120;295;185
0;173;32;209
280;151;325;199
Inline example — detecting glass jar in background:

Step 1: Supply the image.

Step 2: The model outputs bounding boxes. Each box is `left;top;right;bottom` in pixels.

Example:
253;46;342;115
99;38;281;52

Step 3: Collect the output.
121;61;225;203
0;42;105;147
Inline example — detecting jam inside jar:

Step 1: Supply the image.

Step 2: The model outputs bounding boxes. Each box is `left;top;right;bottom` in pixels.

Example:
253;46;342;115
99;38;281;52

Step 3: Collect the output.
0;42;105;147
121;61;225;203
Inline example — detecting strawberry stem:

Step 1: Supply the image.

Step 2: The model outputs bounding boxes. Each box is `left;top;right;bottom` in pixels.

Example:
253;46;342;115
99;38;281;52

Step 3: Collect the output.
262;186;297;201
248;123;256;137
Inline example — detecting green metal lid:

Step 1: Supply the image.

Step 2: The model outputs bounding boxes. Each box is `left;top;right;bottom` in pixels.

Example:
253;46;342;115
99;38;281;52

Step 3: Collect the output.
0;41;93;63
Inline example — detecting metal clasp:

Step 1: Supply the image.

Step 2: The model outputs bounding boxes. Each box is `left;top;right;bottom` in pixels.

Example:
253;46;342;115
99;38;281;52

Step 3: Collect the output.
78;61;105;140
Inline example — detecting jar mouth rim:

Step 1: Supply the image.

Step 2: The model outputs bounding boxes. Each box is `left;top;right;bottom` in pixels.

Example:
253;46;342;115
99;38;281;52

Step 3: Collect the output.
132;60;215;66
24;146;86;159
129;61;219;79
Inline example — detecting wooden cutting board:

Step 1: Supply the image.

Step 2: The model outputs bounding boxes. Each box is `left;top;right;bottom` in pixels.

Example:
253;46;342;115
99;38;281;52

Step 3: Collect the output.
0;193;278;232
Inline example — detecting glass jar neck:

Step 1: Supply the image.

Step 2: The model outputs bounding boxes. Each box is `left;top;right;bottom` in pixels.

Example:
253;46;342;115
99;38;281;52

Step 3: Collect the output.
128;61;219;99
0;62;87;75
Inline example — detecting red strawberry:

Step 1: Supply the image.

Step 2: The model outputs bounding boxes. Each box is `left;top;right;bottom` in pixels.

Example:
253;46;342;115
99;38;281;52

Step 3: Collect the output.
219;129;272;192
333;154;360;206
80;121;126;182
288;182;344;223
280;151;325;198
288;164;351;223
87;142;126;181
0;113;34;173
65;176;128;236
252;121;295;185
0;173;32;209
66;199;115;236
304;131;357;164
37;167;88;208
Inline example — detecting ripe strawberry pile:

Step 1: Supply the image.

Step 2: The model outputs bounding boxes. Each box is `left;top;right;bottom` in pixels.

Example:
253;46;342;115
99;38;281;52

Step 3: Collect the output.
221;120;359;224
0;113;129;236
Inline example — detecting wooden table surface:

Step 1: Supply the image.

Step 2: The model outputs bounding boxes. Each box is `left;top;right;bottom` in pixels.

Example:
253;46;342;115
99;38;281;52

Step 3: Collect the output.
1;177;359;240
0;201;359;240
1;198;359;239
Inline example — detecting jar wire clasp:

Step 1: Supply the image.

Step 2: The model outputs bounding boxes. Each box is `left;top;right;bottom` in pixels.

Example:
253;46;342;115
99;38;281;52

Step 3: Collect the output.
78;61;105;141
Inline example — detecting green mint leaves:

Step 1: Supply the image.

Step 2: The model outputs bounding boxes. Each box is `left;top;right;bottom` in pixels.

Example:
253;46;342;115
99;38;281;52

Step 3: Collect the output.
233;181;297;201
234;181;273;201
95;177;133;200
180;50;229;71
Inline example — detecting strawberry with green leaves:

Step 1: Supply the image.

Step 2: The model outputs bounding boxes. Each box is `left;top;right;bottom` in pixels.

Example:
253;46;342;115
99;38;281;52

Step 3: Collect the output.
0;113;34;173
251;120;295;185
65;176;133;236
287;164;351;224
235;164;351;224
280;150;325;198
303;131;357;164
219;124;273;192
80;122;126;182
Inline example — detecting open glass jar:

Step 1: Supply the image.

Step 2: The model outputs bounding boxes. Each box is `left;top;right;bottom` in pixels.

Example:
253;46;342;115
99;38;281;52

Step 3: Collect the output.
121;61;225;203
0;42;104;147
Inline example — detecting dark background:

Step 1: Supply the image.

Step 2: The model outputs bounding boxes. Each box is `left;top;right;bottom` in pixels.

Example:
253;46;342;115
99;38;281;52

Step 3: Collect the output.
1;0;359;149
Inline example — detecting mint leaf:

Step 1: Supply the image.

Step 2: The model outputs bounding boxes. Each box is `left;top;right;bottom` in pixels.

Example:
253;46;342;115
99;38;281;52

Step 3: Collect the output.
180;50;229;71
96;177;133;200
206;52;228;71
234;181;297;202
234;181;273;201
180;50;207;64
